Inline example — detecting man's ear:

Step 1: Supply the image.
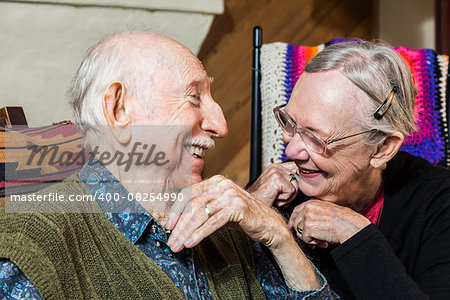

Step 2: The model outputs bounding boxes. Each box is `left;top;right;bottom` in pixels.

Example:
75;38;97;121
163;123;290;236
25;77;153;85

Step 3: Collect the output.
370;131;404;168
103;82;132;144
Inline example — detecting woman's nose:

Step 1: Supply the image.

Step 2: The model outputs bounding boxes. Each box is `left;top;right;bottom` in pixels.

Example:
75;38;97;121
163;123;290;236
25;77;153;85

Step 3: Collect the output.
284;132;310;161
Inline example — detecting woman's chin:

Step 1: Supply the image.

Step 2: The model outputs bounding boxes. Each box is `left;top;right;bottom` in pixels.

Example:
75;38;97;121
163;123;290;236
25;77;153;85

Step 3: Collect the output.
299;182;330;201
299;182;320;197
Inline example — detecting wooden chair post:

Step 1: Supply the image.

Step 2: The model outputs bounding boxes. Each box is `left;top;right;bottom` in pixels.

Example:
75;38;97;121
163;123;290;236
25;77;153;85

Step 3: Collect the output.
0;106;28;127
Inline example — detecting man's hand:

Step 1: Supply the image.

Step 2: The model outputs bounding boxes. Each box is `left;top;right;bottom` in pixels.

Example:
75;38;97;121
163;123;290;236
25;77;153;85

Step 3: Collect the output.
166;175;321;290
247;162;299;207
166;175;290;252
288;199;371;249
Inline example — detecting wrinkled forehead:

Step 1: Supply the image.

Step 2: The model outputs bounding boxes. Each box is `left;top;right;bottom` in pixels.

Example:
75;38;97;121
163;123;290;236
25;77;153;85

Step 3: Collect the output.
116;35;207;89
149;44;208;92
287;71;365;130
168;48;207;84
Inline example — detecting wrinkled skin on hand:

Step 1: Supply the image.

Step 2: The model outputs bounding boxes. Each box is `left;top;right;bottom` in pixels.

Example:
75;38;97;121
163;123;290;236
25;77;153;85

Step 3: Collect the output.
165;175;324;290
166;175;292;252
288;199;371;249
247;162;371;249
247;161;300;207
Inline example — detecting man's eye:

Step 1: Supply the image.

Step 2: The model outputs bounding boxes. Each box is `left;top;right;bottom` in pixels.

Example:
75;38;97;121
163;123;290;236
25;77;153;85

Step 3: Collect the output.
189;94;201;104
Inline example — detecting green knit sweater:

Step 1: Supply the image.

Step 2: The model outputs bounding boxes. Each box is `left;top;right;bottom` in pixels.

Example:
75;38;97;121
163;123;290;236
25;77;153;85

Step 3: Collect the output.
0;175;266;299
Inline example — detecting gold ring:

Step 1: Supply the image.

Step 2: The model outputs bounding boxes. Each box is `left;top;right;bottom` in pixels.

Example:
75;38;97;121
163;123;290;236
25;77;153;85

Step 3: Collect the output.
204;205;212;218
296;224;303;235
288;173;296;182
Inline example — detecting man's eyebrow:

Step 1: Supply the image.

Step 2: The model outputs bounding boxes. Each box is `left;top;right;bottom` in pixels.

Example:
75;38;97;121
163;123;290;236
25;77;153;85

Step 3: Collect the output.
180;76;211;93
184;80;199;92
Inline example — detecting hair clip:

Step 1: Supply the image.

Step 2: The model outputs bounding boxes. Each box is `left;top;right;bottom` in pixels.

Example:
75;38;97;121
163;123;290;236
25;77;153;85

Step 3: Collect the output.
373;86;398;120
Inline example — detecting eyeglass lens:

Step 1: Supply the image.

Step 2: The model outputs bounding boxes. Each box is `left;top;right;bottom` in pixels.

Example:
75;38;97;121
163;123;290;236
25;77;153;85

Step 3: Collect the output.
275;108;325;153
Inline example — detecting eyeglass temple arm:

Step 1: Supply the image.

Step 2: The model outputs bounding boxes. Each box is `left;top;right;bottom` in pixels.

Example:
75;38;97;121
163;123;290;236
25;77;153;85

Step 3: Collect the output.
327;129;377;144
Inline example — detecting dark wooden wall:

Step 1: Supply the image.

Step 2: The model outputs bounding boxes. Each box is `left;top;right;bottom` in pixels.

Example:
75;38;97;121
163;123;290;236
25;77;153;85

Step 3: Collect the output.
199;0;377;185
436;0;450;55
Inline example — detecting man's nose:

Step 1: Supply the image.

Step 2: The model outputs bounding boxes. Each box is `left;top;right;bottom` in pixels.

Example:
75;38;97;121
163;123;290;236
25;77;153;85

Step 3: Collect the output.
284;132;310;161
202;99;228;138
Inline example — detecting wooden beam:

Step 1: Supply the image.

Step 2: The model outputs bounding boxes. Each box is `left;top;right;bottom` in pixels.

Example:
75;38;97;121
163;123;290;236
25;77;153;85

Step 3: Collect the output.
436;0;450;55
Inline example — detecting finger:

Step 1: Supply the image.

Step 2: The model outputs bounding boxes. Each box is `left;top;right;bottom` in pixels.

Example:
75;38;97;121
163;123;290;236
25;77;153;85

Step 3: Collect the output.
276;181;297;200
169;205;210;252
168;179;231;249
300;221;326;245
274;200;290;207
168;177;226;233
249;164;300;207
167;201;207;252
287;172;299;189
166;186;194;230
294;215;305;240
184;207;231;248
276;171;300;204
304;238;328;249
317;241;329;248
170;190;230;252
167;192;210;249
191;175;225;198
166;212;181;231
287;203;305;228
280;161;299;173
295;211;319;244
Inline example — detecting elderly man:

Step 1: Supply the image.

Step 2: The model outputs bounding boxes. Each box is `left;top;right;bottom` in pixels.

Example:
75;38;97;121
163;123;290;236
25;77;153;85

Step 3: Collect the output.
0;32;333;299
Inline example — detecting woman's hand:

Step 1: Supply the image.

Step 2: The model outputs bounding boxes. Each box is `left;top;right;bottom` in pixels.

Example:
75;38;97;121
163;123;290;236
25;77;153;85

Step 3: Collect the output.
288;199;371;248
247;161;300;207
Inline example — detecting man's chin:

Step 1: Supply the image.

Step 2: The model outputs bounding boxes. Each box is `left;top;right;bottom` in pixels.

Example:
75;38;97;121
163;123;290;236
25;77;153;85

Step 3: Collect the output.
191;156;205;184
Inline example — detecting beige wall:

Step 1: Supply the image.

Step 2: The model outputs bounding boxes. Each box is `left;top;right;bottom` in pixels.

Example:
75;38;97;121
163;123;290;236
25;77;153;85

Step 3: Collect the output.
379;0;435;49
0;0;223;125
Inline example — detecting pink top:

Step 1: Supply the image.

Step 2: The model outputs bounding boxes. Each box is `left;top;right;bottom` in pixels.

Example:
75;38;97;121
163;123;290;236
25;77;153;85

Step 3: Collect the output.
359;179;385;226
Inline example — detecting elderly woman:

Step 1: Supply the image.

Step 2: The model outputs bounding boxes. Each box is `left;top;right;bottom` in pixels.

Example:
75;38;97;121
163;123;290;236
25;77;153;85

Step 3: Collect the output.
249;41;450;299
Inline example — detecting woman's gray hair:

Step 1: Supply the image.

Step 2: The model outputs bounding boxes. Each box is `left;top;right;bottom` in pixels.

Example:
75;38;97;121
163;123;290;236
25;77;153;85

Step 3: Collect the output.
304;40;417;145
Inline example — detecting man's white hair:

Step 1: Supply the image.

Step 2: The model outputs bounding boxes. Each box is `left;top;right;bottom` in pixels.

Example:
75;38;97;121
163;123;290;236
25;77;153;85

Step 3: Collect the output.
67;33;147;148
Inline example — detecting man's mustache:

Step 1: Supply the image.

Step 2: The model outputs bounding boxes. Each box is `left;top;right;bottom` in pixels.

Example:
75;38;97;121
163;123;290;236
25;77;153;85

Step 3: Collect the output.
184;136;215;149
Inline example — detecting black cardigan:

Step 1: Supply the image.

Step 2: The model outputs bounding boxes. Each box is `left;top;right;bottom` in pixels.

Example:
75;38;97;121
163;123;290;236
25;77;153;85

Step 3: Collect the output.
284;151;450;299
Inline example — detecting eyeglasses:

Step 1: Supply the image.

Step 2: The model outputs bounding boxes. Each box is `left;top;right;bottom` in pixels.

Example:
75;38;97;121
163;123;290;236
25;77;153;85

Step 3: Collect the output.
273;104;376;154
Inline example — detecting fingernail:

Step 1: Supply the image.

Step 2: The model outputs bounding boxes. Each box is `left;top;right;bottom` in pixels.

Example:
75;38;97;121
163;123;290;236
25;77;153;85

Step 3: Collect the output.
166;218;174;230
170;241;181;252
167;235;174;247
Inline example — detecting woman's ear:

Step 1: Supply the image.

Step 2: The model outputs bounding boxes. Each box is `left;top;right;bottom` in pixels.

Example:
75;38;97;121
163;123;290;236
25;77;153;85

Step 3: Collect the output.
370;131;404;168
103;82;132;144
